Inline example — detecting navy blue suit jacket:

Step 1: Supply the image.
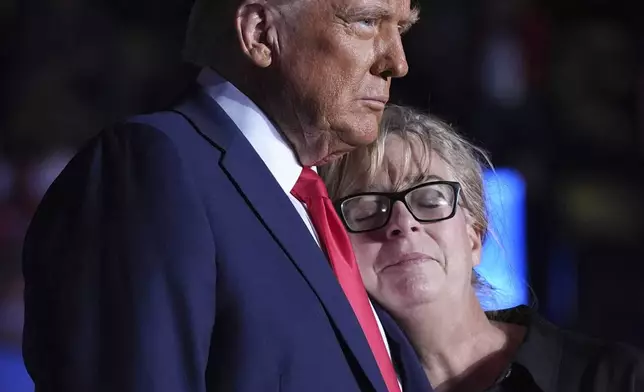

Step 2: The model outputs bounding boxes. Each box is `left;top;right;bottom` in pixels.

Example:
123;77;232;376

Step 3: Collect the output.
22;88;432;392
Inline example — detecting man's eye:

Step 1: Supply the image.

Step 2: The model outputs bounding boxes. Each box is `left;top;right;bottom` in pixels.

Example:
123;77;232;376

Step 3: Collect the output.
356;19;377;28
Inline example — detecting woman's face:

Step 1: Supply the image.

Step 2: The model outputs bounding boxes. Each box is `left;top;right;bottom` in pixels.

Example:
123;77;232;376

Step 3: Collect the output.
348;136;482;315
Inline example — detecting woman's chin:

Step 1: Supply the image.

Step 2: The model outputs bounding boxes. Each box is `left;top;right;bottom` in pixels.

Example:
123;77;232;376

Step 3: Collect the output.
383;273;446;310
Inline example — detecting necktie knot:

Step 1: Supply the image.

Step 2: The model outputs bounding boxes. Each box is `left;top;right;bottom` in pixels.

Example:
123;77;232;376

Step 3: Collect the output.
291;167;329;202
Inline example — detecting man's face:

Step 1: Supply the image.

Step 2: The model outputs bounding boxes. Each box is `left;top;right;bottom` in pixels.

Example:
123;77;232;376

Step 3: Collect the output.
268;0;417;165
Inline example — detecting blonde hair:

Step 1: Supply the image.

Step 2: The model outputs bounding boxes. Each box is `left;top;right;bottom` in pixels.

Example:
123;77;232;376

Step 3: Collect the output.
320;104;494;291
322;105;491;238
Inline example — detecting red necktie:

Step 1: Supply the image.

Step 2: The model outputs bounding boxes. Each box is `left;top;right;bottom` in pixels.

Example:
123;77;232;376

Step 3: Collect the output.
291;167;401;392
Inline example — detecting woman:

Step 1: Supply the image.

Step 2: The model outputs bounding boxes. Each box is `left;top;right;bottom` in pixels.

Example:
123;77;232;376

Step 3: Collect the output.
320;105;644;391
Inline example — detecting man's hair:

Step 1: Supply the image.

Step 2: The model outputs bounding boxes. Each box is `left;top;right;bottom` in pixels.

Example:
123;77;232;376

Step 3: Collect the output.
183;0;240;67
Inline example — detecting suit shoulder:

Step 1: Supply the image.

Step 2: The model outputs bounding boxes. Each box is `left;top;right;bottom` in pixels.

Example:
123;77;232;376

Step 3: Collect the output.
106;110;222;162
106;110;192;148
69;109;205;168
126;110;192;137
38;112;196;208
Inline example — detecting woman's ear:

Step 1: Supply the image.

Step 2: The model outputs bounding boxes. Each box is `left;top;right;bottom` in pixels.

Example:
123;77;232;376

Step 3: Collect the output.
466;215;483;268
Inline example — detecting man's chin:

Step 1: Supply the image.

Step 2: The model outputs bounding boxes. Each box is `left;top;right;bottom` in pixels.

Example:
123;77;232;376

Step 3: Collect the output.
314;151;348;166
350;115;381;144
307;117;379;166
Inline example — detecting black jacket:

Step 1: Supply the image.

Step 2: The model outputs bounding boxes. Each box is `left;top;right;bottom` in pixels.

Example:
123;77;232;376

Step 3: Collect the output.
487;306;644;391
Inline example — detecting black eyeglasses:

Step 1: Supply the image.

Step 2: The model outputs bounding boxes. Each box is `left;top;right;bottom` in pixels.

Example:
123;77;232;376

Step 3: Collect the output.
334;181;461;233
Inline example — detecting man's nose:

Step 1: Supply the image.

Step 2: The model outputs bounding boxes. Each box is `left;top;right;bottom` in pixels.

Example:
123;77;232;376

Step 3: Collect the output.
372;27;409;79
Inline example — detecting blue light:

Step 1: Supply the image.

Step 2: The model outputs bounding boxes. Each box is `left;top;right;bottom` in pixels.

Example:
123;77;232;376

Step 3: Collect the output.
0;345;33;392
476;168;529;310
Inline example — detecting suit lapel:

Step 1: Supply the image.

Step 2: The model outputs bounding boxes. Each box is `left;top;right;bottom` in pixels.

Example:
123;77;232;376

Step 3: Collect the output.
373;302;433;391
174;89;387;392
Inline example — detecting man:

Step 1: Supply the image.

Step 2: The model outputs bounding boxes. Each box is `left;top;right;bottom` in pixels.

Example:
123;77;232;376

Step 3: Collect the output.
22;0;430;391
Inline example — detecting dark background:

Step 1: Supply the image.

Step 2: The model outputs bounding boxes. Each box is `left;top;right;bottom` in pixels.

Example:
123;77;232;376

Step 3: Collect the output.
1;0;643;388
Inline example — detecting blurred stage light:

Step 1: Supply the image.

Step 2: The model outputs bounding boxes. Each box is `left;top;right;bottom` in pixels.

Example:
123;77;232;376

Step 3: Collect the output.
0;346;32;392
476;168;529;310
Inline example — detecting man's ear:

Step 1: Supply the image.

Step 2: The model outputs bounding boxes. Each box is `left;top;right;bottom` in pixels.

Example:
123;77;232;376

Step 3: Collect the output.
235;1;280;68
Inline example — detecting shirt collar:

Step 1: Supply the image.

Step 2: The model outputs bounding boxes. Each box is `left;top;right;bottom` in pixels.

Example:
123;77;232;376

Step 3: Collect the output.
197;67;306;193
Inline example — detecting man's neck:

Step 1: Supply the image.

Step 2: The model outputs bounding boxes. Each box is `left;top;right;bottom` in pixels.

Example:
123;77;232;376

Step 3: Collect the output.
396;292;524;392
205;66;339;167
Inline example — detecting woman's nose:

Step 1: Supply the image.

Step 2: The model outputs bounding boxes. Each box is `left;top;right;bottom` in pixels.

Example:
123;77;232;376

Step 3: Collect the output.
385;201;421;239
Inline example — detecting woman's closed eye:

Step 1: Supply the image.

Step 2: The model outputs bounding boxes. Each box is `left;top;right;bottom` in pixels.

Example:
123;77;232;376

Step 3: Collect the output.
350;206;383;222
416;198;449;209
414;192;449;207
347;199;388;222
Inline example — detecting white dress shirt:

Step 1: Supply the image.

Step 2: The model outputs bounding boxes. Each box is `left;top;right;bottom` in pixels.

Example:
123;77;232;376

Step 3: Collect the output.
197;68;399;378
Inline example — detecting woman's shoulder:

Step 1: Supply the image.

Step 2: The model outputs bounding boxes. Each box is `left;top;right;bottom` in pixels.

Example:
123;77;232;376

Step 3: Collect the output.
558;326;644;369
559;327;643;360
491;305;644;391
531;310;644;391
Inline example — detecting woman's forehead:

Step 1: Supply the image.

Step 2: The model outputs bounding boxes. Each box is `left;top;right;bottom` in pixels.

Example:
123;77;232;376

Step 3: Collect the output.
369;136;453;191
